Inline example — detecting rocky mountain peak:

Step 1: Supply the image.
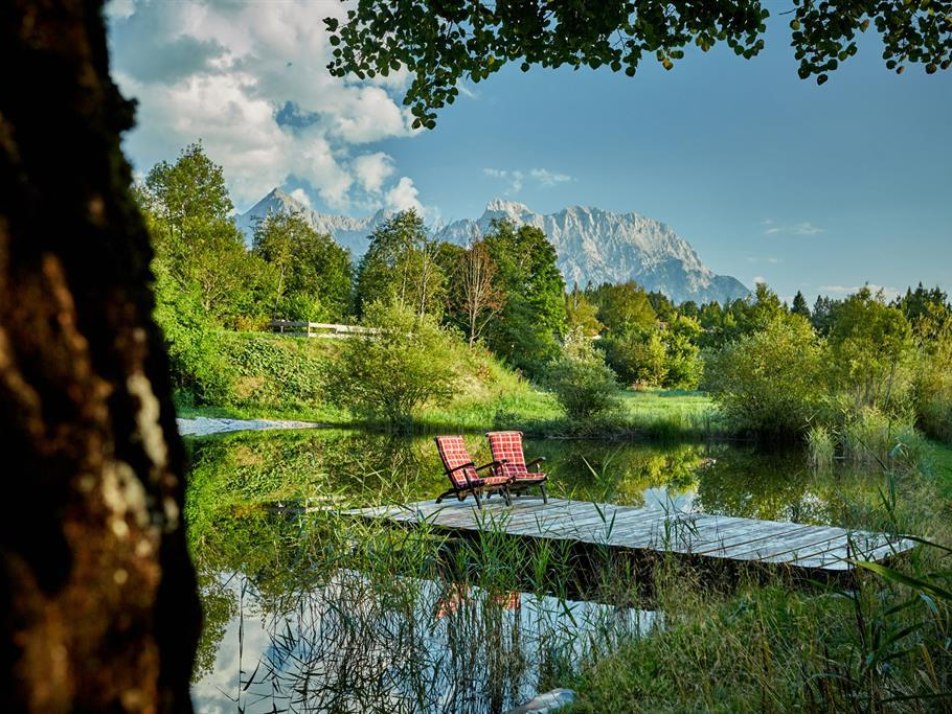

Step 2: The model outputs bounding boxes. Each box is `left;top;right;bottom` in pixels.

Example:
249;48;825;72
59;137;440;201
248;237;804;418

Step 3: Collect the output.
236;190;750;305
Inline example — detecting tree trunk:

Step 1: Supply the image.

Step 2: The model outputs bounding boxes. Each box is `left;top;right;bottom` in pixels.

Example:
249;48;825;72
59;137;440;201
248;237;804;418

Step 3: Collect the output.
0;1;201;711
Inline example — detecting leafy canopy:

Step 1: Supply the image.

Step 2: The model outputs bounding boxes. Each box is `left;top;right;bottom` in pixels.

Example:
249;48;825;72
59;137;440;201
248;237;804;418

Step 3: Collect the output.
326;1;952;128
482;219;566;375
356;209;446;317
141;143;275;327
253;211;353;322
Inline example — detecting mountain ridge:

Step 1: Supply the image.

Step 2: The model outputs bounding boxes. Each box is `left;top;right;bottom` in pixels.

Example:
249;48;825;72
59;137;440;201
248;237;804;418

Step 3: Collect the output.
236;191;750;305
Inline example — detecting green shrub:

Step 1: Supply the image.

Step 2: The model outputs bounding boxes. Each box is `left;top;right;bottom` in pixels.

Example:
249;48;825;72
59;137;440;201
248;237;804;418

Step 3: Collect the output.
836;406;925;468
547;329;621;421
326;301;459;429
703;314;826;437
154;278;237;405
912;321;952;442
600;330;667;387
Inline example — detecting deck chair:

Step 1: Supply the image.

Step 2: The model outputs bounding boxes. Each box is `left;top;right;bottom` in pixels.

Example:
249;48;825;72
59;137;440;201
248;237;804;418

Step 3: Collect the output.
486;431;548;503
434;435;512;509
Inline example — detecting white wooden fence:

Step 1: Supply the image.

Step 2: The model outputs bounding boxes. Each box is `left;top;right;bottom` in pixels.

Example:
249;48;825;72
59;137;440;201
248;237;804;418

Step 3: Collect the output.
267;320;380;339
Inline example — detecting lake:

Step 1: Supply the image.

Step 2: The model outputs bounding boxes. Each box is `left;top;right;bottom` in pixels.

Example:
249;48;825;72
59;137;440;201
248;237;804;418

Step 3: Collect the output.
186;428;894;712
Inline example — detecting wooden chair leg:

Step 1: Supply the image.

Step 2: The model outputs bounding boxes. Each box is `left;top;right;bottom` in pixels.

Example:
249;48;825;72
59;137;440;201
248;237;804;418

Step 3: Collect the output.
502;487;512;506
436;487;457;504
539;483;548;504
473;490;482;509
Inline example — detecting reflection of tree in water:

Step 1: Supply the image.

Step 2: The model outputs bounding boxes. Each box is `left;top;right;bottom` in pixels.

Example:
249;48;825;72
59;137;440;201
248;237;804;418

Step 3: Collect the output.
691;447;816;521
691;447;893;526
527;440;710;506
186;429;450;514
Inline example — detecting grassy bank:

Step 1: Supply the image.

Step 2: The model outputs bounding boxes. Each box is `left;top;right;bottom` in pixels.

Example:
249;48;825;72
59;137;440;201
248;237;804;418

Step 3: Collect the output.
178;386;723;439
174;331;725;438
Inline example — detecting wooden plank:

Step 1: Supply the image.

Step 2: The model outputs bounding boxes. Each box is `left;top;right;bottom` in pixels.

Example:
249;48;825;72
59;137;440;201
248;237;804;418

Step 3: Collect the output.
779;532;890;564
631;513;737;550
656;517;771;552
480;502;567;530
690;522;817;556
538;504;657;533
784;534;912;569
727;526;851;560
583;512;676;547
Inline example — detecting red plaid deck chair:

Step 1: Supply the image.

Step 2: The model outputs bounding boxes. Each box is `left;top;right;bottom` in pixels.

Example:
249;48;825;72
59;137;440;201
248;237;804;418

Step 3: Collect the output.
434;435;512;509
486;431;548;503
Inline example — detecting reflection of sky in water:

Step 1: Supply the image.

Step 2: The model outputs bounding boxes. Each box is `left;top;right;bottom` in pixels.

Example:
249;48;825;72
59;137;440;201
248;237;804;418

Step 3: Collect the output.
641;485;697;513
192;571;659;713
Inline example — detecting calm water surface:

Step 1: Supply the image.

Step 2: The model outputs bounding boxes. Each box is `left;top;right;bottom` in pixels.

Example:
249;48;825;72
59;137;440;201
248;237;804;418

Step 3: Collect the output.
186;429;889;712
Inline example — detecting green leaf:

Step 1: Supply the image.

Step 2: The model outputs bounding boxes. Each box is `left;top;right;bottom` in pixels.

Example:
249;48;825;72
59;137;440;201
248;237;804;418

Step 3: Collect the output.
853;560;952;602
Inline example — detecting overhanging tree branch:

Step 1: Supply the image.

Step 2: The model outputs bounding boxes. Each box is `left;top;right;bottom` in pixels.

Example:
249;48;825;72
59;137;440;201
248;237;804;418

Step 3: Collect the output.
326;1;952;127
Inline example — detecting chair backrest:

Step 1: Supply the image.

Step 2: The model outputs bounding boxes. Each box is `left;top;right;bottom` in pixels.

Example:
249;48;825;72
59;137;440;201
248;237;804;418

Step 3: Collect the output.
486;431;527;479
434;436;479;488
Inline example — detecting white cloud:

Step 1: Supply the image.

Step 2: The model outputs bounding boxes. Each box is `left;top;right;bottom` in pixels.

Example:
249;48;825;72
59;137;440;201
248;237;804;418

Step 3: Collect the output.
764;221;824;236
746;256;782;264
106;0;136;21
483;167;574;194
529;168;572;186
820;284;901;301
483;168;524;193
289;188;312;209
385;177;423;213
752;276;768;285
353;152;396;194
107;0;423;212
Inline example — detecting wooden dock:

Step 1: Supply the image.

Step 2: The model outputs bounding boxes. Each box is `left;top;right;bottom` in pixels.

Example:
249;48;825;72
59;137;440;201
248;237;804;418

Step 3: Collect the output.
351;497;915;572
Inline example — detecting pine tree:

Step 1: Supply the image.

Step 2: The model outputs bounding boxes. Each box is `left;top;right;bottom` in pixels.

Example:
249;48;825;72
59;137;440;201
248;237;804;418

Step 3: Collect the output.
791;290;811;319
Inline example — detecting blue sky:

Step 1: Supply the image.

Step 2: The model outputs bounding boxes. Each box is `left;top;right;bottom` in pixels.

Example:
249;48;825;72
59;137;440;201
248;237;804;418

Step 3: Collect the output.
107;1;952;304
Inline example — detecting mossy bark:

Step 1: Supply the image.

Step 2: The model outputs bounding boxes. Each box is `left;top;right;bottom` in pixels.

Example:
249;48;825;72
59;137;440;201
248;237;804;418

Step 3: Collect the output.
0;1;200;711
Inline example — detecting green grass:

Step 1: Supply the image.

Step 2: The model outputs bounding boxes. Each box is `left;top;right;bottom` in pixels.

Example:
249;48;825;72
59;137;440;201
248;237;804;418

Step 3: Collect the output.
413;388;723;439
924;440;952;500
569;565;952;713
178;387;726;440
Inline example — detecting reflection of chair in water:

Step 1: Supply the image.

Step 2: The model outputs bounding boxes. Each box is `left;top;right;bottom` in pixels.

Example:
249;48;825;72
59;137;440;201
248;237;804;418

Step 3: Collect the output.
486;431;548;503
434;435;511;509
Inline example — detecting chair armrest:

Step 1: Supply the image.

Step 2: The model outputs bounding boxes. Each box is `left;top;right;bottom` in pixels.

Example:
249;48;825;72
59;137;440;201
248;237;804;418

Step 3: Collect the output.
526;457;546;469
447;461;476;474
474;459;504;472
